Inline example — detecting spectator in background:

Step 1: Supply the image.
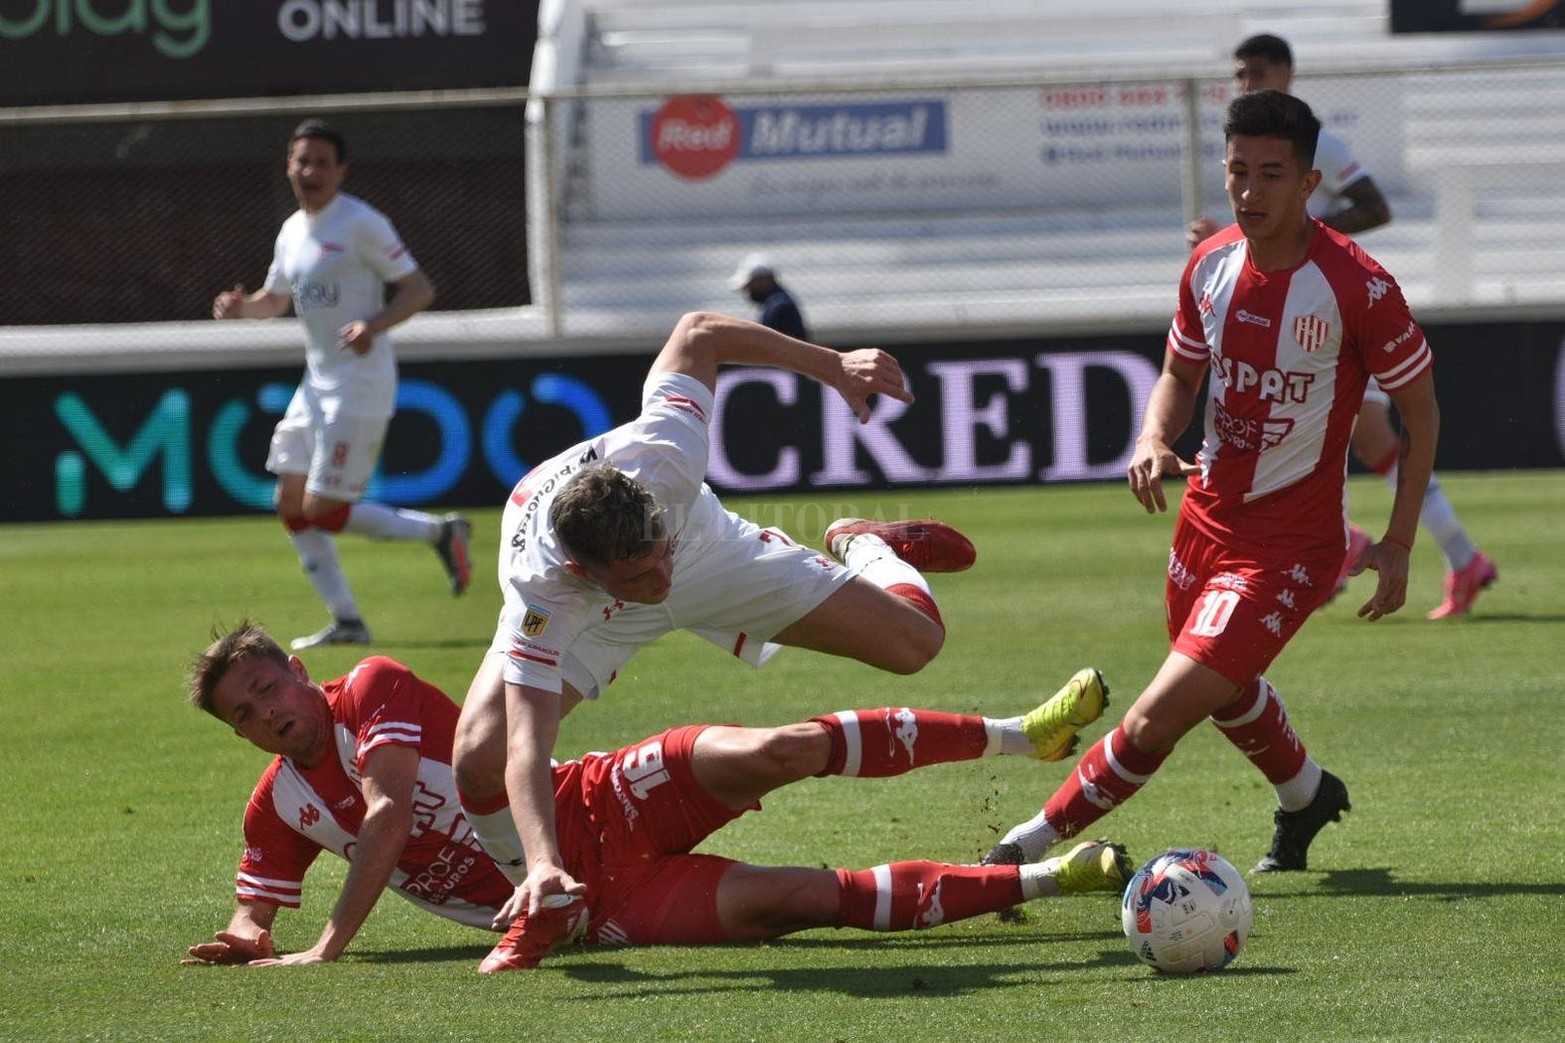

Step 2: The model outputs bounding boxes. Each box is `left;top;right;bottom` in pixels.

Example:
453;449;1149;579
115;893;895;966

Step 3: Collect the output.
1188;34;1495;619
728;253;809;341
212;119;472;651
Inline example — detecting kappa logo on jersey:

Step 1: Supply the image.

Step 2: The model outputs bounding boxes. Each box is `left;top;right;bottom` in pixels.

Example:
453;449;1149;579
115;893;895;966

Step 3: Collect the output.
602;599;626;622
1294;315;1332;354
298;803;321;829
1198;293;1214;317
1235;309;1272;329
521;607;551;637
1366;276;1391;305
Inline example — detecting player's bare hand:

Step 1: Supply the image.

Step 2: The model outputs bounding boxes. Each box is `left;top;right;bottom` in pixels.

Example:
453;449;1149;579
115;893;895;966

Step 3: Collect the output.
182;928;275;965
495;865;588;927
1186;216;1221;251
212;284;247;320
1127;438;1198;514
338;320;375;355
834;348;914;423
1355;539;1410;621
247;948;332;967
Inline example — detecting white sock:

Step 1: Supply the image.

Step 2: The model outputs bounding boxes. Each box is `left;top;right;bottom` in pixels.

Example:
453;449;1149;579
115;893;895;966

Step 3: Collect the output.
985;717;1040;757
998;808;1061;862
1385;467;1476;571
1018;862;1060;899
463;801;527;886
840;533;933;598
343;502;443;543
288;529;361;621
1275;758;1323;813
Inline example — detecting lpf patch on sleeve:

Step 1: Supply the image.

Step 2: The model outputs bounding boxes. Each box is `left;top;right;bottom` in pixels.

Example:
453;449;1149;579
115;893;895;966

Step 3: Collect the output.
522;607;552;637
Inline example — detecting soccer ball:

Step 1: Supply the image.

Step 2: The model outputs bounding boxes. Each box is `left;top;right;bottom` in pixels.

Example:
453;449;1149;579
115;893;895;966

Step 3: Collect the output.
1121;848;1252;974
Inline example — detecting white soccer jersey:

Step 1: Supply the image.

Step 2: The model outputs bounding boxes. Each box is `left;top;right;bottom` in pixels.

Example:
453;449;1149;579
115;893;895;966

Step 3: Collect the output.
1166;222;1432;553
263;193;419;419
496;370;728;694
1309;129;1369;219
235;657;512;928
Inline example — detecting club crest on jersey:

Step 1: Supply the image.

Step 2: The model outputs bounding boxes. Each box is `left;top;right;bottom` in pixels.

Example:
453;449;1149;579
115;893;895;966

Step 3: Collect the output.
522;608;552;637
1294;314;1331;354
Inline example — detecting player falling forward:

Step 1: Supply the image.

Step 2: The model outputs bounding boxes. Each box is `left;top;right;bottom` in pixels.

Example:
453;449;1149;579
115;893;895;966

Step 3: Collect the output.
450;310;985;932
180;623;1126;970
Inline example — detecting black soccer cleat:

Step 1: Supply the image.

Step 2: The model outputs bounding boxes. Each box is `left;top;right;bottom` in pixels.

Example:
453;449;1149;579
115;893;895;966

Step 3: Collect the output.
1252;770;1352;873
981;841;1026;866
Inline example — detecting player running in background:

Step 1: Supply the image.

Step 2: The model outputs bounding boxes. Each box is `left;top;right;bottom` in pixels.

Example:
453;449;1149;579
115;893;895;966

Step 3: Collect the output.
987;90;1440;876
451;310;996;935
1188;34;1495;618
181;623;1127;970
211;119;471;652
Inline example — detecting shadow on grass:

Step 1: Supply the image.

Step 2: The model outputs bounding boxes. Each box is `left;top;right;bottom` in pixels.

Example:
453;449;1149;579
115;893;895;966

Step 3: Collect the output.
1305;867;1565;900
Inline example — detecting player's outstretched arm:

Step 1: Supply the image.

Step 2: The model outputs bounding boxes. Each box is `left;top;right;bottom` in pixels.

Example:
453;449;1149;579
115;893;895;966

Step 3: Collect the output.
1358;371;1439;621
248;743;421;967
648;311;913;422
1128;353;1205;514
182;900;278;965
499;682;587;925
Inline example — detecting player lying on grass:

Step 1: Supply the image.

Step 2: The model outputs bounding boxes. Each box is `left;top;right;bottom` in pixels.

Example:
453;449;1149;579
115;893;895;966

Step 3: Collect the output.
181;622;1127;971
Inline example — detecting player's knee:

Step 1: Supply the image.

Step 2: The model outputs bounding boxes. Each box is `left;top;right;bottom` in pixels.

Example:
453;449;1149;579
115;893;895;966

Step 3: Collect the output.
1120;707;1181;755
452;721;506;795
752;723;831;780
879;620;945;674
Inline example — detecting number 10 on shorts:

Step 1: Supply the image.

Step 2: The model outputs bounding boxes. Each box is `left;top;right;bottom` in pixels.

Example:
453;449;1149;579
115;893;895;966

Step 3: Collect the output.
1190;589;1241;637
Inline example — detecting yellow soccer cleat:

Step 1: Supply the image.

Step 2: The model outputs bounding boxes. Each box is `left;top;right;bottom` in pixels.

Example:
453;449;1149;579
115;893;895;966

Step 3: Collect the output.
1041;839;1134;895
1022;667;1109;762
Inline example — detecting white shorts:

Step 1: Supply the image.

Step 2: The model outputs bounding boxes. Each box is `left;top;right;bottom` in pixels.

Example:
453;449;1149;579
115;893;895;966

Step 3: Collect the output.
489;513;854;700
265;390;388;503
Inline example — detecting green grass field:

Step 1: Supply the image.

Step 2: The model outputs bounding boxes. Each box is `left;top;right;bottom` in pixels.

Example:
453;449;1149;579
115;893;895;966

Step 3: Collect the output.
1;473;1561;1041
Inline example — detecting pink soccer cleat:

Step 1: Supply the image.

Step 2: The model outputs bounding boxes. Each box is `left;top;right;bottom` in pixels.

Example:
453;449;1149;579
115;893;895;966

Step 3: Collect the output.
825;518;977;573
1428;551;1497;619
477;894;590;973
1331;524;1374;599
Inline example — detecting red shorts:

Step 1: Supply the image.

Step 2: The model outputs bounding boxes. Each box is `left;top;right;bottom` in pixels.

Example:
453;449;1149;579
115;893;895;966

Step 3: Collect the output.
1165;514;1343;687
554;724;753;946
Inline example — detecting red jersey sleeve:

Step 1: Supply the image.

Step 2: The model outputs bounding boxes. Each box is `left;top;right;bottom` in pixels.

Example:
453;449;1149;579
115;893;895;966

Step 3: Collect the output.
1350;258;1432;393
236;762;322;908
333;657;426;774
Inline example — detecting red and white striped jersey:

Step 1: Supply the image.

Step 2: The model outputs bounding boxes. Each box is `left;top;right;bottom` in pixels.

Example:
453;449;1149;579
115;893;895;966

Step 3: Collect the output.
1167;221;1432;553
235;657;512;928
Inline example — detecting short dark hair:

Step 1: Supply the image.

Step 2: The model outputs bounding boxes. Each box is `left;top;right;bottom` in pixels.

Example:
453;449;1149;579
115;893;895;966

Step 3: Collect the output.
1234;33;1293;68
186;620;289;720
550;462;666;567
288;118;347;163
1224;89;1320;170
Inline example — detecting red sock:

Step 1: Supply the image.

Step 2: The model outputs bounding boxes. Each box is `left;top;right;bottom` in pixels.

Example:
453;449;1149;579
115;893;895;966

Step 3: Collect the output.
810;708;989;777
835;862;1023;931
312;502;351;533
1043;727;1168;838
1211;677;1307;784
887;582;944;628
